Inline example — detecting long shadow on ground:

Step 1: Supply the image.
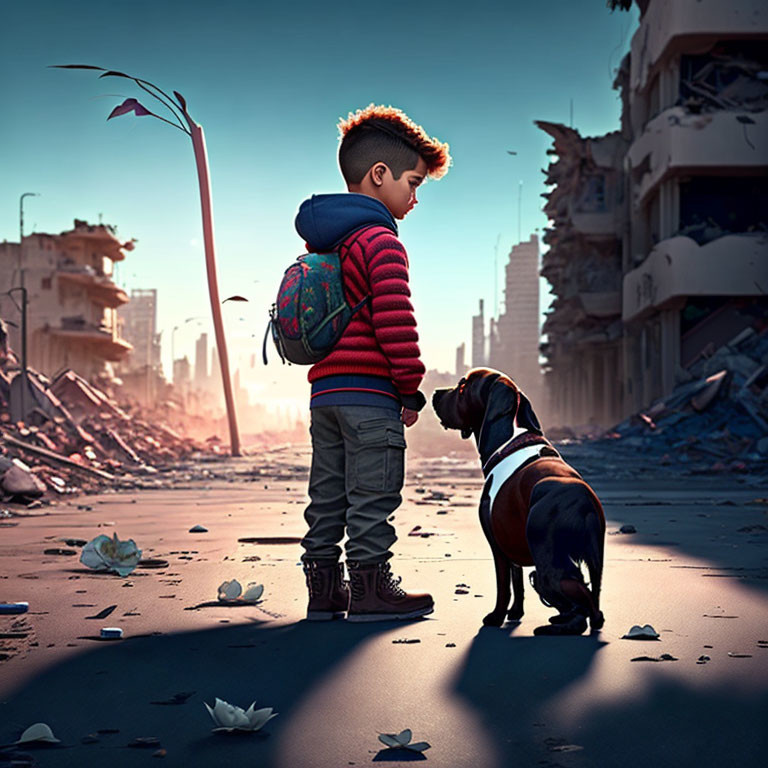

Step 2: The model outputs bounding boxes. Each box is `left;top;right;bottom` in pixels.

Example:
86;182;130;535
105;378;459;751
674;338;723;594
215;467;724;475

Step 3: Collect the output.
0;619;385;767
572;677;768;768
452;627;768;767
451;626;606;766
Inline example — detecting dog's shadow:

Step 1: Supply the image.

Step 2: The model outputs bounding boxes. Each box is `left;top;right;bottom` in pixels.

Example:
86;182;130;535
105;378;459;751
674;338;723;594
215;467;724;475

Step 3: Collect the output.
450;625;605;761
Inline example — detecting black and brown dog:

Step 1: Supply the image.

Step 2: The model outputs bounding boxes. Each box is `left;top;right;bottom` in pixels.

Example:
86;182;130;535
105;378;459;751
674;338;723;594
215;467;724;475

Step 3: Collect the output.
432;368;605;635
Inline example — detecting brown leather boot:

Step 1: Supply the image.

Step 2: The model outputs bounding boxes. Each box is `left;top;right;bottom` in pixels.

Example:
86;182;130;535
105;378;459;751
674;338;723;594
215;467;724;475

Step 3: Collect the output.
346;561;434;622
303;559;350;621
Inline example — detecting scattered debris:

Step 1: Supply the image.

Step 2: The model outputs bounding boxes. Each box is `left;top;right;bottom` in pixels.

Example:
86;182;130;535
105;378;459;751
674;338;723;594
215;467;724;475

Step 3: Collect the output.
204;698;278;733
80;533;142;576
99;627;123;640
696;655;711;665
150;691;195;706
622;624;660;640
188;524;208;534
377;729;430;753
727;652;752;658
127;737;161;748
392;638;420;644
631;653;678;662
237;536;301;545
0;602;29;615
619;524;637;534
587;326;768;474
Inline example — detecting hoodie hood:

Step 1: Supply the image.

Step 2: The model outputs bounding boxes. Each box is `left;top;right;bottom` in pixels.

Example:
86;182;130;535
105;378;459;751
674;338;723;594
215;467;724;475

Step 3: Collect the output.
295;193;398;252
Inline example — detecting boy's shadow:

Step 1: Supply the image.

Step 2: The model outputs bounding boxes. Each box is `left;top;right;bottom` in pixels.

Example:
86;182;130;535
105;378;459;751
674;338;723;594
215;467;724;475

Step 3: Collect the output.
450;624;605;764
0;618;389;767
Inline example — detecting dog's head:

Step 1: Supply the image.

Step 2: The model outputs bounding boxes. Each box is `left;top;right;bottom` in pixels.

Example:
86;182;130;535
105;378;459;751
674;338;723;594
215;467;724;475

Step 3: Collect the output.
431;368;542;442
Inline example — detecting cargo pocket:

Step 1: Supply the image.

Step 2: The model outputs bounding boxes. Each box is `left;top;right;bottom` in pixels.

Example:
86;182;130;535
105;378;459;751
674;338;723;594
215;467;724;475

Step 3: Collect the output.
354;420;406;492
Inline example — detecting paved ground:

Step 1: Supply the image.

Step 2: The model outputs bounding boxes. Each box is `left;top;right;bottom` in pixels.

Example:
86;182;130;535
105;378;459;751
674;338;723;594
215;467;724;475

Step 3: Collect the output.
1;444;767;767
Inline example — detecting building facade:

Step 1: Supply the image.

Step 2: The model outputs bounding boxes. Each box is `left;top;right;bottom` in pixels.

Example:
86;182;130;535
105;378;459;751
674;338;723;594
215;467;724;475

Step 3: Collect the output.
0;219;133;380
489;235;543;402
536;123;626;428
620;0;768;414
538;0;768;428
119;289;161;373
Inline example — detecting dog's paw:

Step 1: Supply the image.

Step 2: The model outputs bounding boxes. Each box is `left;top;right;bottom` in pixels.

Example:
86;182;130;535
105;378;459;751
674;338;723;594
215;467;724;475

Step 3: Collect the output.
507;604;524;621
534;614;588;636
482;611;505;627
590;610;605;631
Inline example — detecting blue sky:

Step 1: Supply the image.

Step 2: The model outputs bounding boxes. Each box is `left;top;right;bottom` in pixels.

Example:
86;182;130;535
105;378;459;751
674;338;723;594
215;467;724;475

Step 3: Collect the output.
0;0;638;407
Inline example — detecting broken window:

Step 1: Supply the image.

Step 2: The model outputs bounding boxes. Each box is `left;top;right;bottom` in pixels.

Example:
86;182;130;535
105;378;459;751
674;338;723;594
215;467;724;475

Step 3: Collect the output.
679;41;768;113
678;177;768;244
576;175;607;213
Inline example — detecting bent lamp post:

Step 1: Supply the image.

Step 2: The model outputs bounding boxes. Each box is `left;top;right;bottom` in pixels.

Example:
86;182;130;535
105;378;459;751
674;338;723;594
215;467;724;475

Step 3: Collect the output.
53;64;241;456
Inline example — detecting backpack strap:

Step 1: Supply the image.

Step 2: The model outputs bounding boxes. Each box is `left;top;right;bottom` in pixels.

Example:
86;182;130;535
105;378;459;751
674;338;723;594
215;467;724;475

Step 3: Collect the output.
336;224;394;313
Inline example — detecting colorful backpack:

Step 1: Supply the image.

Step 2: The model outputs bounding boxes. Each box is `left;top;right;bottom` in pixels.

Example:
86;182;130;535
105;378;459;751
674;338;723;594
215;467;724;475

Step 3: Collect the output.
263;227;372;365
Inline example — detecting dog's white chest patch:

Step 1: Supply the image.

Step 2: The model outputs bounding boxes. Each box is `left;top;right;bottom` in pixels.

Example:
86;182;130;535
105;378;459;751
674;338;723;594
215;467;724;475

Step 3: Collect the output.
484;443;547;510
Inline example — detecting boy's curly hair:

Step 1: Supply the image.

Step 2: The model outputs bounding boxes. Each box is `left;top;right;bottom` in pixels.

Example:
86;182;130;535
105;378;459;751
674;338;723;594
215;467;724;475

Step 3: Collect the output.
338;104;451;185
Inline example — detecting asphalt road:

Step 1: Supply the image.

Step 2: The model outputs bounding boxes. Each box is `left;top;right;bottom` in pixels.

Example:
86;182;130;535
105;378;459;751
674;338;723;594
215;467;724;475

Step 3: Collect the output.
1;444;767;767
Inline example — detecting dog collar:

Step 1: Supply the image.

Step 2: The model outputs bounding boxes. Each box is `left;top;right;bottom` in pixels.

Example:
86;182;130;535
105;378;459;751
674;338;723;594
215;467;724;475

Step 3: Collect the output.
482;431;553;477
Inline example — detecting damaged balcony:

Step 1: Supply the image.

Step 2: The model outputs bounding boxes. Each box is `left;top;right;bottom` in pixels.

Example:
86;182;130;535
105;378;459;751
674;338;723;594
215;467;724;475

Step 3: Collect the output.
630;0;768;93
628;107;768;206
57;268;129;309
47;316;133;361
622;232;768;322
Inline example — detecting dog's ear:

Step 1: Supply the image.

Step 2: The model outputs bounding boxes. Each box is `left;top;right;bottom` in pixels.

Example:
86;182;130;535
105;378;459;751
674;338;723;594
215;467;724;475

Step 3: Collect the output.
483;377;518;424
516;392;543;434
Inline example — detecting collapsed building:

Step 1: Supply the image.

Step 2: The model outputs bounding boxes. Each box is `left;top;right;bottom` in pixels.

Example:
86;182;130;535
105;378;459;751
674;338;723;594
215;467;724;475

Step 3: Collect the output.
0;219;134;388
538;0;768;432
537;124;627;428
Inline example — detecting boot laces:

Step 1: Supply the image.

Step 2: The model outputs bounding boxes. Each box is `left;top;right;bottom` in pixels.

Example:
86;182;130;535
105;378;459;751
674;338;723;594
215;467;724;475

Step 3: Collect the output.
304;562;323;598
379;563;406;598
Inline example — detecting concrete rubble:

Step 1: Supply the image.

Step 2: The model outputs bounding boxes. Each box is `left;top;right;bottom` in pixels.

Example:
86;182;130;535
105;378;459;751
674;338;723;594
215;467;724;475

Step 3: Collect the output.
0;360;213;504
588;324;768;472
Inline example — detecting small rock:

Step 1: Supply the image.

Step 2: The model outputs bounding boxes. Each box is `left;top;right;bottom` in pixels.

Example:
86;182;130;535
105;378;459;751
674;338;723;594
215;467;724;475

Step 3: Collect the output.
392;638;420;644
619;524;637;534
727;652;752;658
696;655;711;664
189;525;208;533
152;749;167;758
445;643;456;648
81;734;100;744
128;736;161;748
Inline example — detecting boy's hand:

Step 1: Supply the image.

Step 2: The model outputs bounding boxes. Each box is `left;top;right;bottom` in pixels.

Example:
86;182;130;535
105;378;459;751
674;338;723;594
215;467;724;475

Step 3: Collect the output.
401;408;419;427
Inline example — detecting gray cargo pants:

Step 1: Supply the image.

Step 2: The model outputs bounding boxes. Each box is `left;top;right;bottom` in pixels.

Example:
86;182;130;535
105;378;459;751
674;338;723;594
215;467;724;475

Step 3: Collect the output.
301;405;406;564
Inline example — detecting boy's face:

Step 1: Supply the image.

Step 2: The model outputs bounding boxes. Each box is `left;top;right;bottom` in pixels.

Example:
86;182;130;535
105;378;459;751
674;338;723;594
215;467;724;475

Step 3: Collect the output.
371;157;428;220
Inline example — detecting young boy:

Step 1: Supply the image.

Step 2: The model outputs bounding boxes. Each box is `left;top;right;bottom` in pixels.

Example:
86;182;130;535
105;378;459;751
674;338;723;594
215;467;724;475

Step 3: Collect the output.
296;104;451;621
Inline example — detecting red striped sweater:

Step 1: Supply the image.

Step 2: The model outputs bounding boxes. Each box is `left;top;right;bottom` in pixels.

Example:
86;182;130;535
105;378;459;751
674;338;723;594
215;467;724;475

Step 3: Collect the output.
308;225;425;396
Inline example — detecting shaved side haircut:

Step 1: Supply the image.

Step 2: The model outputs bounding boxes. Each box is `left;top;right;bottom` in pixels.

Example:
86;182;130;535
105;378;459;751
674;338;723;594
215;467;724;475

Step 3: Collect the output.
338;104;451;185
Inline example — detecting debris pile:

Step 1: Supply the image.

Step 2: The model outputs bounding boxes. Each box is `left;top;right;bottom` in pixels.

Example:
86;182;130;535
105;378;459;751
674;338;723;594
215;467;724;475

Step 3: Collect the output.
1;365;211;502
594;325;768;472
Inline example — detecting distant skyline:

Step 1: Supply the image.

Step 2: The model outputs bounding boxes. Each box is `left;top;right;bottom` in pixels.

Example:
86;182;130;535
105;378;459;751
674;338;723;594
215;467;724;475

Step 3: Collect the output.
0;0;638;408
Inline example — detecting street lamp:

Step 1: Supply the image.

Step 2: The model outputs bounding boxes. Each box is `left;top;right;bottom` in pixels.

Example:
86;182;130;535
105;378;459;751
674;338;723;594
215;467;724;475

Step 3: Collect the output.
0;286;29;422
19;193;39;290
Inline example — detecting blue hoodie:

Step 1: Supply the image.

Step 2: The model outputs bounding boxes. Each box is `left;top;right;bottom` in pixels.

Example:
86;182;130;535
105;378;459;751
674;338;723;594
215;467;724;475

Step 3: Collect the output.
294;193;397;252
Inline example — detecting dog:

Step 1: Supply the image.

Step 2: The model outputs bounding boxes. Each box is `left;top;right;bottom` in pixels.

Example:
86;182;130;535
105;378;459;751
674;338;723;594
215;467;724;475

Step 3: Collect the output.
432;368;605;635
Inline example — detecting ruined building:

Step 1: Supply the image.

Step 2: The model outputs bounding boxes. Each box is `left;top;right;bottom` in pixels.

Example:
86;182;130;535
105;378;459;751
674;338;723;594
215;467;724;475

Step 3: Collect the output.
471;299;486;368
538;0;768;427
619;0;768;415
119;289;161;373
0;219;134;380
536;123;626;428
489;235;543;404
